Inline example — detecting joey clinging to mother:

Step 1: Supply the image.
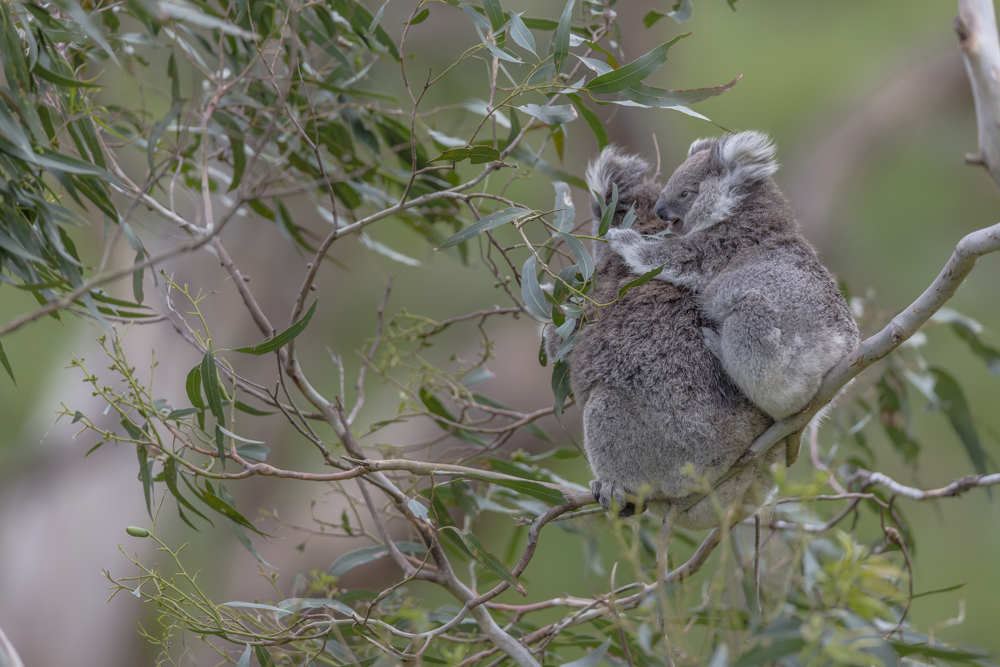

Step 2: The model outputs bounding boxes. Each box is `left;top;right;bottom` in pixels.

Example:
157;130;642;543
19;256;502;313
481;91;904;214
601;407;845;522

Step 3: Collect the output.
607;131;859;463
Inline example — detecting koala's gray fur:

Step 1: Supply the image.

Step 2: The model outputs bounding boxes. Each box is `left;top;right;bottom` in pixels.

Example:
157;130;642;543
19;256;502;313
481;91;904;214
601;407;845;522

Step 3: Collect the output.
554;145;781;530
606;132;860;461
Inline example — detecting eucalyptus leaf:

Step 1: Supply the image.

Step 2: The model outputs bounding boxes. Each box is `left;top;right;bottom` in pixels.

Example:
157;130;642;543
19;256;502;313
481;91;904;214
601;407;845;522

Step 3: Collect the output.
521;255;550;321
232;300;318;354
585;34;689;95
328;542;427;577
516;103;577;125
437;207;528;249
509;12;536;55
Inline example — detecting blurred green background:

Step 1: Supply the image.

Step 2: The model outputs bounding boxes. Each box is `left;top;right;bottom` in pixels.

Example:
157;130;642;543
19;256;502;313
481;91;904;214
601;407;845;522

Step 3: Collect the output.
1;0;998;664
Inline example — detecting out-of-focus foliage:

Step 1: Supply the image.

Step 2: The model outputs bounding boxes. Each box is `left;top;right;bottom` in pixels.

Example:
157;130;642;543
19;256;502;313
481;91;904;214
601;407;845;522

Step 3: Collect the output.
2;0;999;665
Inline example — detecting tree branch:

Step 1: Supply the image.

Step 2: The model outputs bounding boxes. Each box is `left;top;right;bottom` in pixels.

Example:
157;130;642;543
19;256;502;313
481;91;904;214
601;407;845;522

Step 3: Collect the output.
956;0;1000;187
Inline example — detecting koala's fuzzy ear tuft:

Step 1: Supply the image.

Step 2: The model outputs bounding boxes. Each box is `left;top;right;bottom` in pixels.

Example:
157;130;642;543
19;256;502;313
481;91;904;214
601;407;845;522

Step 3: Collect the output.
585;145;651;212
687;137;719;157
715;131;778;184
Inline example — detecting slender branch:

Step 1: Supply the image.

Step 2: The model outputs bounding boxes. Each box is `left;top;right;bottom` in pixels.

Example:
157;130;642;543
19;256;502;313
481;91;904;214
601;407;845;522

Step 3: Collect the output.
854;469;1000;500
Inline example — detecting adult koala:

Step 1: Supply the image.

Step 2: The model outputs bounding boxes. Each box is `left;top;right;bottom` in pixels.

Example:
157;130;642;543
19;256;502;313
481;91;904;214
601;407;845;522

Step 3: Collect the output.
606;132;860;467
549;146;780;530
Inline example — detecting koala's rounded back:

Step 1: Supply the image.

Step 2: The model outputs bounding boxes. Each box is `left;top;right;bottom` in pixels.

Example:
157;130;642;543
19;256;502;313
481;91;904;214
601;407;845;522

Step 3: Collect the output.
572;147;776;529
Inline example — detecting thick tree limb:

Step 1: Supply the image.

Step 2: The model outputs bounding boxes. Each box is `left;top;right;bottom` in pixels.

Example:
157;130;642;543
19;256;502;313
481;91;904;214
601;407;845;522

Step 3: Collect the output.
956;0;1000;187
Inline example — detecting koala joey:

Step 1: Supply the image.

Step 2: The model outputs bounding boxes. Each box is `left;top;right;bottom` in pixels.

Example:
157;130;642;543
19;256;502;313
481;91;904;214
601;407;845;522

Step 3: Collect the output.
606;131;860;467
547;146;782;530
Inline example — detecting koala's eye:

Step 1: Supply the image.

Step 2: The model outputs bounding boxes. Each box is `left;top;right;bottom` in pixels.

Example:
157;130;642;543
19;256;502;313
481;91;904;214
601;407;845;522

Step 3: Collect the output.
679;190;690;198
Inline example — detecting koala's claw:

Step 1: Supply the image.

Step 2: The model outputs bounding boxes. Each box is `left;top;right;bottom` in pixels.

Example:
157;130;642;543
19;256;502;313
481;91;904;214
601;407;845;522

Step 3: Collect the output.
591;479;637;518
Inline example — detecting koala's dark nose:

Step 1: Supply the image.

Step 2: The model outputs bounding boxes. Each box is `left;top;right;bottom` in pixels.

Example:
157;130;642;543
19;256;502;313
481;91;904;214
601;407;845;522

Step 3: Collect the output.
654;195;669;220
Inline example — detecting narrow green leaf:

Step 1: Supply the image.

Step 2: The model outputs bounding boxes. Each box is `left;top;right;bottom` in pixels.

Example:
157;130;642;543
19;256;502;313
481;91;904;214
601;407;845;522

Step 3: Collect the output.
443;528;527;595
436;207;528;249
163;458;212;526
481;0;505;33
236;644;252;667
232;300;319;354
218;426;265;445
365;0;390;36
167;51;181;102
201;485;266;536
551;0;574;73
236;444;270;462
430;145;501;164
233;400;276;416
227;518;274;566
516;103;577;125
148;102;185;171
618;265;664;299
459;2;491;30
420;387;489;446
560;233;594;281
568;94;608;149
509;12;536;55
933;308;1000;375
408;8;429;25
930;368;988;476
521;255;550;321
559;638;611;667
0;340;14;384
328;542;427;577
132;249;144;304
585;34;690;95
643;11;667;28
50;0;119;65
215;424;226;466
623;75;741;108
551;359;571;420
484;41;522;63
201;351;225;423
621;203;637;230
597;182;618;236
136;445;153;517
32;63;101;88
186;364;204;409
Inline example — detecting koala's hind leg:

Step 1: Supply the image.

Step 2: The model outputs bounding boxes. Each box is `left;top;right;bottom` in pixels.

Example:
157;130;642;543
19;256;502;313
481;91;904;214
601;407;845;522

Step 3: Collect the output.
718;290;814;420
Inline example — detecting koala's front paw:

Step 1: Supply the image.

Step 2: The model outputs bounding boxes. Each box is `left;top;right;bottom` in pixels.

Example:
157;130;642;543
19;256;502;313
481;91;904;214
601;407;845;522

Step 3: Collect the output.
605;228;650;275
591;479;637;518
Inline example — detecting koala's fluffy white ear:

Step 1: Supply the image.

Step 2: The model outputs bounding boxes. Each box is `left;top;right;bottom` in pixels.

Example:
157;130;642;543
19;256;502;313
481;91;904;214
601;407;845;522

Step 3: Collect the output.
716;131;778;184
687;137;718;157
585;145;651;211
